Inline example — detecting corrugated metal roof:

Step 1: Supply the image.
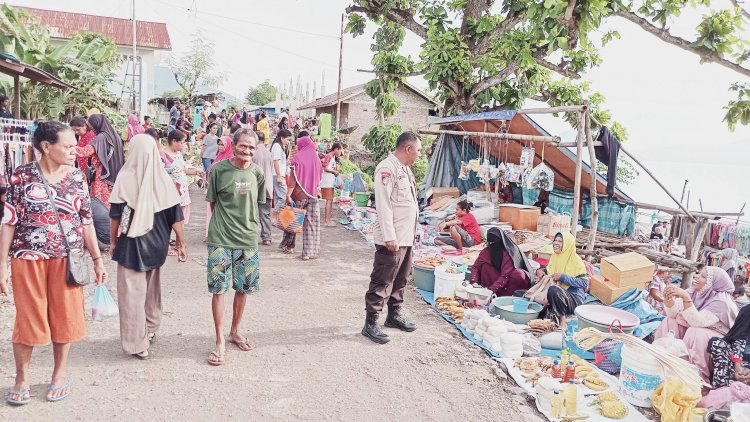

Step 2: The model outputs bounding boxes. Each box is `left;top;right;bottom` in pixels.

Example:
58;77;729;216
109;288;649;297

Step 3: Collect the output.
19;6;172;50
298;81;436;110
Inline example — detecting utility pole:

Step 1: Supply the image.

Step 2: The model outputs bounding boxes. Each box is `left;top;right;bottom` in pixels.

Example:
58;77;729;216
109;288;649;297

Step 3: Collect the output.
131;0;138;115
335;13;344;131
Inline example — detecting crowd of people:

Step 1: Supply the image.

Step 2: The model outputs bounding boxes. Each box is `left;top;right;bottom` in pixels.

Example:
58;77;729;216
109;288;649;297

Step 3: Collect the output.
0;102;350;404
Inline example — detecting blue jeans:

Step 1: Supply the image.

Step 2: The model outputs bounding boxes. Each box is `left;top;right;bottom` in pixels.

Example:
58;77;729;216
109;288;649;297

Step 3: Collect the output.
273;176;287;211
202;157;213;178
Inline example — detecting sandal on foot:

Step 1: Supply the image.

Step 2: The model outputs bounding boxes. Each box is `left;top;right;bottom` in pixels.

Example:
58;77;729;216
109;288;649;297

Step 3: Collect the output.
132;350;149;360
46;383;71;402
148;332;156;344
5;387;30;406
207;349;226;366
228;337;256;352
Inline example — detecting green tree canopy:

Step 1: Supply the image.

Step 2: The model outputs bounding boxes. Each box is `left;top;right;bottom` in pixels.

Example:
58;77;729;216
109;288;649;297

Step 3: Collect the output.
169;31;223;102
345;0;750;130
245;80;277;106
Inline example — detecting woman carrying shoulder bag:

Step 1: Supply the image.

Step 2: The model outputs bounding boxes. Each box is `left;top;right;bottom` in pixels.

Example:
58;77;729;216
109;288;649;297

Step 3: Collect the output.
0;121;106;405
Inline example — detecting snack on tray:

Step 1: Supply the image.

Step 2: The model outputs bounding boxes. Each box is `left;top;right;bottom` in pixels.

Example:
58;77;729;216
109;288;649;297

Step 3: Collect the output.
583;372;610;391
414;256;446;268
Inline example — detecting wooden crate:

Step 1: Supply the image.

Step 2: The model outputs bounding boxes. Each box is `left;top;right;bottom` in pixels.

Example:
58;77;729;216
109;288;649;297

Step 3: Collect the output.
498;204;541;231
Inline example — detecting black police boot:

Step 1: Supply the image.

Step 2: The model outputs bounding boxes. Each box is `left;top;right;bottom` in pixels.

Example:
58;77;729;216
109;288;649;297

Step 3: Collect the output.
384;305;416;332
362;311;390;344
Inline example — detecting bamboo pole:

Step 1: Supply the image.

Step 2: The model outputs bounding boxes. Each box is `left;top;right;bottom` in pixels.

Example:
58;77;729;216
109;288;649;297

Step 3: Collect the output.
335;13;344;130
634;202;744;219
570;111;584;235
737;202;746;225
618;144;697;222
417;129;560;143
12;75;20;119
517;105;587;114
584;106;598;255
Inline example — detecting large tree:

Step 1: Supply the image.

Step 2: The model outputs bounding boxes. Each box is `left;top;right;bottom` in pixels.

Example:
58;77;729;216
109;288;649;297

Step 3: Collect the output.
345;0;750;129
245;80;277;106
169;31;223;102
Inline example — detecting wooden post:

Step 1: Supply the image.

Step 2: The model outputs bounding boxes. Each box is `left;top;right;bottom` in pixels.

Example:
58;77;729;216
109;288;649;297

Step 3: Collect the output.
571;111;584;235
737;202;746;225
13;75;20;119
335;13;344;130
584;106;598;255
680;180;688;204
682;217;710;288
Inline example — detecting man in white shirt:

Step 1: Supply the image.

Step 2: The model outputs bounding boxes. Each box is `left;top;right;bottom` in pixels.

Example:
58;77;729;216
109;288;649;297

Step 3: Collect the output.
270;129;292;232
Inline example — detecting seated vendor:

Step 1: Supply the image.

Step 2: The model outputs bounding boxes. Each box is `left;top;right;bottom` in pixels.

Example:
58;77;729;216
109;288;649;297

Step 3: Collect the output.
532;232;589;329
709;305;750;388
470;228;532;297
434;200;482;251
654;266;739;382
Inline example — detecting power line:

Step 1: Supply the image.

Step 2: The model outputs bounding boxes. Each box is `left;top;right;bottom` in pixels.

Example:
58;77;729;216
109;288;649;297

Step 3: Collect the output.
155;0;340;40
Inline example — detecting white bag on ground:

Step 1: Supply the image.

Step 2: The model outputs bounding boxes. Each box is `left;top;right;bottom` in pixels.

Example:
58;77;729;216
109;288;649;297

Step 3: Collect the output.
652;330;689;358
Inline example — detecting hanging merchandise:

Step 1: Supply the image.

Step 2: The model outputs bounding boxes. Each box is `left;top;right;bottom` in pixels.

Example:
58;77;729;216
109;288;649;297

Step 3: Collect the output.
528;143;555;191
519;146;535;169
506;163;523;184
458;136;469;180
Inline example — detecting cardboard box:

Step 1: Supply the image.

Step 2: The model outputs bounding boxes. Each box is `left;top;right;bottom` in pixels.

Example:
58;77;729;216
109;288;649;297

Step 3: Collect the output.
600;252;655;288
498;204;541;231
589;275;638;305
430;186;461;198
537;214;572;237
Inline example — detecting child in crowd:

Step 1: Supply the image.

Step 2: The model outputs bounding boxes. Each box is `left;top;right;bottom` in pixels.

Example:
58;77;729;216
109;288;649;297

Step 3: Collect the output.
734;285;749;309
647;268;669;314
434;200;483;252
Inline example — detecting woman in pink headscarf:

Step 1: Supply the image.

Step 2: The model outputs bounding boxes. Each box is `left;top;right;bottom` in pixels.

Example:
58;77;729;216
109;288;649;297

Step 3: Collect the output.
204;136;234;238
279;135;322;260
655;266;739;381
126;113;145;141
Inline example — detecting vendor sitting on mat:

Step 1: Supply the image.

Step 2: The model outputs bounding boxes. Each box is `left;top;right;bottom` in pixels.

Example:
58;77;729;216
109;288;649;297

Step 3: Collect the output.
531;232;589;329
434;200;483;251
470;228;533;297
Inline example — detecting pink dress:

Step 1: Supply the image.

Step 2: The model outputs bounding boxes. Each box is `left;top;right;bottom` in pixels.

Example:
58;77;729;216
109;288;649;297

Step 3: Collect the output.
654;299;727;382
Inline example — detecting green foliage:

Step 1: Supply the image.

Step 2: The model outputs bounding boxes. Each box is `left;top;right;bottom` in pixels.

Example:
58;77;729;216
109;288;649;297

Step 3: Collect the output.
725;83;750;130
346;0;750;129
0;4;121;120
362;124;403;164
245;80;277;106
169;31;224;101
411;157;429;186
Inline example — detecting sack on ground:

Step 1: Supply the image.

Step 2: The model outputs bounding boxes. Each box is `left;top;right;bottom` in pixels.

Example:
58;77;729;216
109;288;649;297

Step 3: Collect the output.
92;285;118;321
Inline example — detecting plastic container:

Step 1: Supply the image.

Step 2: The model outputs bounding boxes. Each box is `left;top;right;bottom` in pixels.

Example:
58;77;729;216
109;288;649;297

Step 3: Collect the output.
354;192;370;207
619;343;665;407
433;266;465;298
574;304;639;334
512;298;531;313
489;296;543;324
412;265;436;292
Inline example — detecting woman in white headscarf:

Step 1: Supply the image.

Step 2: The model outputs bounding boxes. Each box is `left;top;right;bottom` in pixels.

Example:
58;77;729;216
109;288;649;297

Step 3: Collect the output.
720;248;739;280
109;135;188;360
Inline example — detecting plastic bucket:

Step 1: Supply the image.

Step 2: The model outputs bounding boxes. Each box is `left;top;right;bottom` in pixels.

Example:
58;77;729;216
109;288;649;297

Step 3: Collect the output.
513;298;531;313
412;265;436;292
619;343;665;407
354;192;369;207
433;266;465;299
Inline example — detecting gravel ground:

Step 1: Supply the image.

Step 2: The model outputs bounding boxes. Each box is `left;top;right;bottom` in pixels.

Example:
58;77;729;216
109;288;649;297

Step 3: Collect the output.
0;189;547;421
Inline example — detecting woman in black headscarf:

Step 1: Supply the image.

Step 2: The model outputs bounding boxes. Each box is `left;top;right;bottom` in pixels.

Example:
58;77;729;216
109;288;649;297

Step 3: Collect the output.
469;228;533;296
709;305;750;387
87;114;125;187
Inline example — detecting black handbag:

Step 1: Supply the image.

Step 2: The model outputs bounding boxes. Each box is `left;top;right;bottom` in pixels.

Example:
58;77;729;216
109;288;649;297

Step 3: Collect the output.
84;158;96;185
36;162;92;286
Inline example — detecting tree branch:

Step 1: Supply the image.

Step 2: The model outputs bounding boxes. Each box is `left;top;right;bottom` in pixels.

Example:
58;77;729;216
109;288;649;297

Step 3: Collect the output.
357;68;427;77
536;59;581;79
614;10;750;78
475;10;524;55
470;63;519;96
346;3;427;39
729;0;750;21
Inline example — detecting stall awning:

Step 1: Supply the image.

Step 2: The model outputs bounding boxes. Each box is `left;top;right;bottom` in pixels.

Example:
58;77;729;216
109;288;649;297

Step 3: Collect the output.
0;57;73;90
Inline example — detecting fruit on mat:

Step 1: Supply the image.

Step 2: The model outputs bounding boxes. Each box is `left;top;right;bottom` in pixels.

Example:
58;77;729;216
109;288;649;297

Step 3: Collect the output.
597;391;619;403
600;400;628;419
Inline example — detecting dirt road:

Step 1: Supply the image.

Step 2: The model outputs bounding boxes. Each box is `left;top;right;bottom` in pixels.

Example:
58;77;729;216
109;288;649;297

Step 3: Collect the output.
0;190;543;421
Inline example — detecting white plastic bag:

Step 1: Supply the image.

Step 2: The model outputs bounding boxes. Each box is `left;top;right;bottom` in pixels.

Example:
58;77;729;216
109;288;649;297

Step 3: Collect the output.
522;333;542;356
652;330;689;358
528;162;555;191
92;285;118;321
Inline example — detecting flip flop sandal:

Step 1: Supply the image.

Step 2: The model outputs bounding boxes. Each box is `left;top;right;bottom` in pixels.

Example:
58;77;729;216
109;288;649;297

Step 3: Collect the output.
167;248;177;256
132;351;149;360
5;387;30;406
148;332;156;344
46;383;71;402
207;349;226;366
228;337;256;352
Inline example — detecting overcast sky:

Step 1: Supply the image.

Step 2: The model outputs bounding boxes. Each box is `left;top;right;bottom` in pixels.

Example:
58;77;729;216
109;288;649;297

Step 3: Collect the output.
12;0;750;213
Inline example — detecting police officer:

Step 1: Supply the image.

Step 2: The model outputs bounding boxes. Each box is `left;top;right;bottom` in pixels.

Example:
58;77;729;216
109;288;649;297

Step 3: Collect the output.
362;132;422;344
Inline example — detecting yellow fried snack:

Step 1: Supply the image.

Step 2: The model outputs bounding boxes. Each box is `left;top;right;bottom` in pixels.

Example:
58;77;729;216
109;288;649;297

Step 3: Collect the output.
600;400;628;419
598;391;619;403
583;374;609;391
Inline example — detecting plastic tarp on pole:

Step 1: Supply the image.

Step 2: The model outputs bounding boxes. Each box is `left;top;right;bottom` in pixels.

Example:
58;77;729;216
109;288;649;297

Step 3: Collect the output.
419;133;491;200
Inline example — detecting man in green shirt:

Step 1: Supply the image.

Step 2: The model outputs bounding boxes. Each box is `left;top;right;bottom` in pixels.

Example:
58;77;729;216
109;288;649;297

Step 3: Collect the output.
205;128;265;366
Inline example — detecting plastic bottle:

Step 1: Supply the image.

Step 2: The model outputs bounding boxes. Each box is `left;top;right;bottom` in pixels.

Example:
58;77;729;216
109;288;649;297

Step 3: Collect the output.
551;359;562;378
564;381;577;416
562;361;575;382
550;390;563;418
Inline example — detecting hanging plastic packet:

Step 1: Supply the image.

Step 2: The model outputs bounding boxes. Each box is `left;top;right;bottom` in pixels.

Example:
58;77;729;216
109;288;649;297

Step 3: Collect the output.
529;162;555;191
458;161;470;180
468;158;481;172
519;147;535;169
507;164;522;183
496;163;507;187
